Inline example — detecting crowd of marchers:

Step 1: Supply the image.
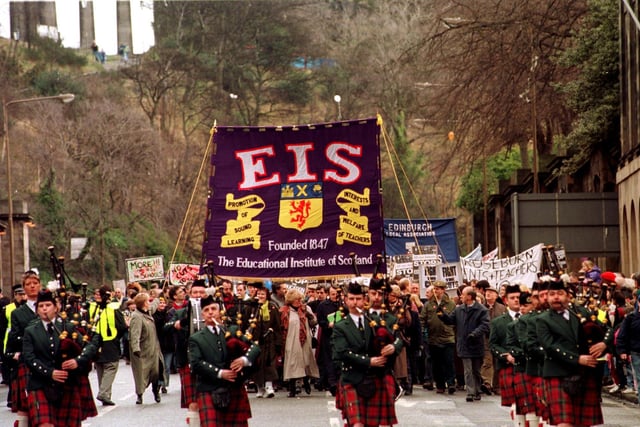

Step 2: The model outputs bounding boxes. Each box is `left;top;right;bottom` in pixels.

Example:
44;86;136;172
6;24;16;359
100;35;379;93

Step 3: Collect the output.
1;258;640;427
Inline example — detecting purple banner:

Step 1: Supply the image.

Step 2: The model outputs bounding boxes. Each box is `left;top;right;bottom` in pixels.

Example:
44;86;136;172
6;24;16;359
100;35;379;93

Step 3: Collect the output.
202;118;384;278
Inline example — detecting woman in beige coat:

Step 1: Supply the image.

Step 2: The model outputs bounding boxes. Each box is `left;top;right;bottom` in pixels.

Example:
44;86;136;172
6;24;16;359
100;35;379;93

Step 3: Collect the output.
280;288;319;397
129;292;165;404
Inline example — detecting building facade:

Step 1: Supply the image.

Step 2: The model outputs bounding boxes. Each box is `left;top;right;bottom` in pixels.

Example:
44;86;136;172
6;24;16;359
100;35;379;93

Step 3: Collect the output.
618;0;640;275
0;0;154;55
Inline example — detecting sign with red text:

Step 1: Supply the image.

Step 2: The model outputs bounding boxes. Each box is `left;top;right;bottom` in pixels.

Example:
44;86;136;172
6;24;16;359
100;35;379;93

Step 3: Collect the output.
125;255;165;283
169;263;201;286
202;118;384;278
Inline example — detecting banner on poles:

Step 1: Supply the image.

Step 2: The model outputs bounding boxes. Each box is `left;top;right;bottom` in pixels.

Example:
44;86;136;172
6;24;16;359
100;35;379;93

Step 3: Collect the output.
460;244;543;287
201;118;384;278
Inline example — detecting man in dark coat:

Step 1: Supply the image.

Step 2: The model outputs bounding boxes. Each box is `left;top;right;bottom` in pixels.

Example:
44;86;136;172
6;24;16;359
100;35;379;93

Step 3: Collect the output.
315;284;343;395
440;286;490;402
419;280;456;394
189;295;260;427
332;282;403;427
536;280;607;427
92;285;127;406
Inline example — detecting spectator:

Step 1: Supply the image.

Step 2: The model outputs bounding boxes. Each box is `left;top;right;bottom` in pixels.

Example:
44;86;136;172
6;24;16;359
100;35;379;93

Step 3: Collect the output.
271;282;287;309
439;286;490;402
616;291;640;404
169;285;188;311
315;285;343;395
93;285;127;406
153;297;175;394
251;283;281;398
280;288;319;397
580;259;602;284
236;282;250;301
481;285;506;394
129;293;165;404
419;280;456;394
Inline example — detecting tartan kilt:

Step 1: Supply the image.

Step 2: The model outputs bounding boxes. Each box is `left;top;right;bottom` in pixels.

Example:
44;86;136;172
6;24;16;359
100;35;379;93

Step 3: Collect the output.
75;375;98;420
543;376;603;427
28;377;97;427
28;390;56;426
10;363;30;412
526;374;548;419
337;374;397;427
498;365;516;407
179;365;198;408
197;386;252;427
512;371;531;415
335;379;344;411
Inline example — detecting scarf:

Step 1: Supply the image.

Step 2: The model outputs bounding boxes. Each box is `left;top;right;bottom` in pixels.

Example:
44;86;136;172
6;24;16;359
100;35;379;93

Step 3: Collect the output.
280;304;307;346
260;301;271;322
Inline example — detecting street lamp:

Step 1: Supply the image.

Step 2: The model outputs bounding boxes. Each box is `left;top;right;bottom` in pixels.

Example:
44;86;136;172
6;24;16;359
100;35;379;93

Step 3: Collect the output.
334;94;342;121
2;93;75;287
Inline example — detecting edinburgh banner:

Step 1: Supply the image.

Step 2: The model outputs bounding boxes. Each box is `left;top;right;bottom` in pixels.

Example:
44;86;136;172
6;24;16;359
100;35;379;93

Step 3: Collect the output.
384;218;460;263
460;243;543;287
202;118;384;278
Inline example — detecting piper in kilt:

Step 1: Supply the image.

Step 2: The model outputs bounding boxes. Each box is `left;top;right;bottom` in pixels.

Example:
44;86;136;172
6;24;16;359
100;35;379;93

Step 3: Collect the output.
506;291;538;427
23;290;101;427
188;294;260;427
166;279;208;425
536;280;606;427
489;284;523;424
524;281;550;424
6;271;43;427
331;282;403;427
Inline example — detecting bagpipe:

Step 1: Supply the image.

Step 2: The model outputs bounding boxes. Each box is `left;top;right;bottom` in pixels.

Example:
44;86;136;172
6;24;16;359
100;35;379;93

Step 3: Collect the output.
572;281;609;353
47;246;97;375
349;252;398;367
203;261;256;373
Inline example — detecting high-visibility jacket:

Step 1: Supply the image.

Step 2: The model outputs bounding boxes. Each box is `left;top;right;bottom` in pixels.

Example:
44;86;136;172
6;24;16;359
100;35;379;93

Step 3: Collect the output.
89;301;118;341
3;302;17;351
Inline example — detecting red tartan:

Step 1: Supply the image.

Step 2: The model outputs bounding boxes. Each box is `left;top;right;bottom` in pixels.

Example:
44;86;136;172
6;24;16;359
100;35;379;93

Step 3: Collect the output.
27;377;97;427
512;371;530;415
543;376;603;427
28;390;55;426
498;365;515;407
10;363;29;413
335;379;344;411
179;365;197;408
525;374;548;419
76;375;98;420
197;387;252;427
337;374;397;427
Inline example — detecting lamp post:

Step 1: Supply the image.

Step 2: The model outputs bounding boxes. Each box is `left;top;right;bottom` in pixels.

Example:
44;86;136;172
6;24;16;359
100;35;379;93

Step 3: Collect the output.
2;93;75;287
334;94;342;121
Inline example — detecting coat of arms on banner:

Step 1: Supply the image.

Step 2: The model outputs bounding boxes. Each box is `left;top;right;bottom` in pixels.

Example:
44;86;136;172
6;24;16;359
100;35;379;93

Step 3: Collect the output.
279;182;323;231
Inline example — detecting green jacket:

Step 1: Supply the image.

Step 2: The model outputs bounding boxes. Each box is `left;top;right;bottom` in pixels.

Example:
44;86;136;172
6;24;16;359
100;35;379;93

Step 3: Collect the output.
188;326;260;392
524;309;546;377
22;317;100;391
489;313;516;371
6;303;38;357
331;313;402;385
536;309;582;378
419;295;455;346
